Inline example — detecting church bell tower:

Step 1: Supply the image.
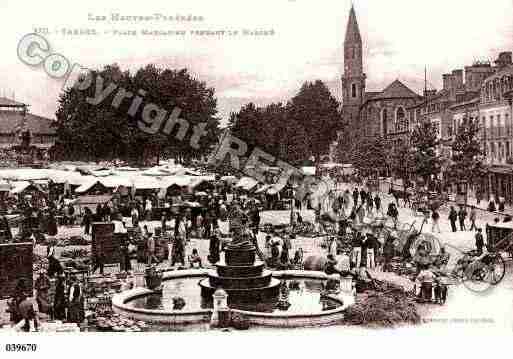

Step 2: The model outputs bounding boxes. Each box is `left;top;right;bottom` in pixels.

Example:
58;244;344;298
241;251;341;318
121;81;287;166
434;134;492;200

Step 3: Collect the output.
341;5;366;135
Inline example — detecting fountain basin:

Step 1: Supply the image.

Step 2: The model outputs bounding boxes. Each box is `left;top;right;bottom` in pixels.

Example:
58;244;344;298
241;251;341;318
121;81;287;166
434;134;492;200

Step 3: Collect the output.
112;270;354;329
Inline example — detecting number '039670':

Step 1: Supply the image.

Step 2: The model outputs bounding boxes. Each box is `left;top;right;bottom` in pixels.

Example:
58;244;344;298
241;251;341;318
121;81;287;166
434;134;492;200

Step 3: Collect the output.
5;344;38;352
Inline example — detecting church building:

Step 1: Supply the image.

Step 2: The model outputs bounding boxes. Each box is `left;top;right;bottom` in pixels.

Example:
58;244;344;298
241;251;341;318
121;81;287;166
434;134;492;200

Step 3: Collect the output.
340;5;422;147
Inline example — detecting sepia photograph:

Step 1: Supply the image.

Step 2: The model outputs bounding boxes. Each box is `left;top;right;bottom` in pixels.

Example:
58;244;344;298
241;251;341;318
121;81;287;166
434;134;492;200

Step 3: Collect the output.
0;0;512;356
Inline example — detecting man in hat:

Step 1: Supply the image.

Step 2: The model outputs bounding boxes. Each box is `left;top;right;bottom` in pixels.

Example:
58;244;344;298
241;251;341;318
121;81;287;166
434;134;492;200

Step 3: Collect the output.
351;230;363;268
475;228;485;255
364;232;379;270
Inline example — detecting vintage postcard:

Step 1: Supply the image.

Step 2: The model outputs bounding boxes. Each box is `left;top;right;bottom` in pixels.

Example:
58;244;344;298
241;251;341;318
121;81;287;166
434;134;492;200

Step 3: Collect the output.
0;0;512;356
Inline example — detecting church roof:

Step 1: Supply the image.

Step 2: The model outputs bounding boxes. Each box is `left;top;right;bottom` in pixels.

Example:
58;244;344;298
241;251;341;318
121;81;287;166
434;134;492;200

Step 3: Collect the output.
0;110;56;135
372;80;420;100
345;5;362;44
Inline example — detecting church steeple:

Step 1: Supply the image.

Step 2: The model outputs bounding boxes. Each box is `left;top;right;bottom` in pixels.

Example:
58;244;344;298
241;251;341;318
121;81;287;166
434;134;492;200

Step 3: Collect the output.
344;5;362;45
341;4;366;137
342;4;365;104
343;4;363;77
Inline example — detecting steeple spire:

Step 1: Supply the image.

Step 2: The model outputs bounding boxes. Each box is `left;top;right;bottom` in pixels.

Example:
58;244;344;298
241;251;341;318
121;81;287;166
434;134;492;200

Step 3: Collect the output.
345;4;361;45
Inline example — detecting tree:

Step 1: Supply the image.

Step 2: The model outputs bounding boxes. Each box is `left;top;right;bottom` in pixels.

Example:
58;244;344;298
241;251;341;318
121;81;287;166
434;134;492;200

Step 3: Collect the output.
54;64;220;164
349;136;387;178
410;121;442;187
390;139;414;186
287;80;340;162
449;117;485;187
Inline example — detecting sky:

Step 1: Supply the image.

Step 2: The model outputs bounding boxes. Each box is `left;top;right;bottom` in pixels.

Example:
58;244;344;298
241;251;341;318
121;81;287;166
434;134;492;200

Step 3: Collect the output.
0;0;512;125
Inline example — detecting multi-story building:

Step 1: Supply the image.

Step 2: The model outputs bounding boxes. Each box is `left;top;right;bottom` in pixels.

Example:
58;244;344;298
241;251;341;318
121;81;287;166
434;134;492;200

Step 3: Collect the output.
479;53;513;165
477;54;513;202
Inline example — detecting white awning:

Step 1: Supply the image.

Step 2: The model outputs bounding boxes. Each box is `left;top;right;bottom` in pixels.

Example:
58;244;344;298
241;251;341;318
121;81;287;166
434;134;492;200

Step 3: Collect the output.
235;177;258;191
267;180;287;195
75;180;102;194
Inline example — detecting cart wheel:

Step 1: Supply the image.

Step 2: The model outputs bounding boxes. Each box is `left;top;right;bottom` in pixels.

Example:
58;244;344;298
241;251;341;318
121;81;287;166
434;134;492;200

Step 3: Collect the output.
488;254;506;285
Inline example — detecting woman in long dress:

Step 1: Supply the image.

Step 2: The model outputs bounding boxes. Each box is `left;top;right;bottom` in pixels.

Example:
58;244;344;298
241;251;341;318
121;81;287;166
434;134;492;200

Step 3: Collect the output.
53;274;67;320
208;231;220;265
171;216;186;267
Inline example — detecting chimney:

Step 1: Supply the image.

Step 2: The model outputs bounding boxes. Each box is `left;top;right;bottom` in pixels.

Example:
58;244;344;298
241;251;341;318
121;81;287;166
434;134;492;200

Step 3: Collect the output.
443;74;452;92
452;69;463;89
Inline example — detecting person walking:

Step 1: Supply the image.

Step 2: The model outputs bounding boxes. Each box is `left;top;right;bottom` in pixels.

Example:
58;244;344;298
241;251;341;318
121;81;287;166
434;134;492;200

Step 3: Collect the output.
448;206;458;232
469;206;477;231
364;232;378;269
360;189;367;207
351;231;363;269
81;207;92;236
374;194;382;215
353;188;359;207
366;194;374;217
120;237;132;272
475;228;485;255
343;190;351;214
431;209;441;233
458;206;467;231
357;204;365;224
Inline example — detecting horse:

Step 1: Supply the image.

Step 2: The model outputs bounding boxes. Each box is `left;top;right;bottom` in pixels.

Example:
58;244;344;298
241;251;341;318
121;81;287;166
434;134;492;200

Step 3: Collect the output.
389;187;412;207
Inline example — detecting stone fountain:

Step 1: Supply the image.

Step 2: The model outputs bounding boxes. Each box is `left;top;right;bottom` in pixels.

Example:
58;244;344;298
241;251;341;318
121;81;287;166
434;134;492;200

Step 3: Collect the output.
199;238;280;309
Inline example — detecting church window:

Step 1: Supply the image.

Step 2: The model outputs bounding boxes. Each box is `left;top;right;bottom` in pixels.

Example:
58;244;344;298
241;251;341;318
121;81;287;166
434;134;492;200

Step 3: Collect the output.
396;106;406;132
382;109;388;135
351;83;357;98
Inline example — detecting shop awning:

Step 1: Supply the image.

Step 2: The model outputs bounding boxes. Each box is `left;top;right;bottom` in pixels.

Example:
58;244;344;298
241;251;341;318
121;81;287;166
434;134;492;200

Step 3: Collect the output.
235;177;258;191
75;180;104;194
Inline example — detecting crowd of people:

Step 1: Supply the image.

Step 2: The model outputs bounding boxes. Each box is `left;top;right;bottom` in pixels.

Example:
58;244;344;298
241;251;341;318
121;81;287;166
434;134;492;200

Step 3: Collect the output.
3;170;511;330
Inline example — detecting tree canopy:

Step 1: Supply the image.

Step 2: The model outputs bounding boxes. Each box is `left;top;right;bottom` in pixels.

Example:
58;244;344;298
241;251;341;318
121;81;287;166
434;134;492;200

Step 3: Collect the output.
449;117;485;185
228;80;340;165
410;120;442;186
53;64;220;164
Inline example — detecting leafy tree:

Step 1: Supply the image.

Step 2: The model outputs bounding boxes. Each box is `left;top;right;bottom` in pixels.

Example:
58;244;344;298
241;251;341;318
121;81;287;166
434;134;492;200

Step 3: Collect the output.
449;117;485;186
349;136;387;177
54;64;220;164
410;120;442;187
287;80;340;162
389;139;413;185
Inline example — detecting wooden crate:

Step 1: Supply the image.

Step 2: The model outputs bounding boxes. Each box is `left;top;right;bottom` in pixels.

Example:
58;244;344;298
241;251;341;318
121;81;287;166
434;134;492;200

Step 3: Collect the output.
92;222;120;265
0;242;33;299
